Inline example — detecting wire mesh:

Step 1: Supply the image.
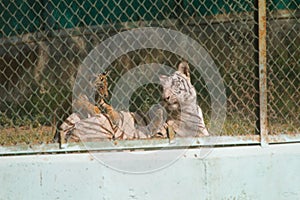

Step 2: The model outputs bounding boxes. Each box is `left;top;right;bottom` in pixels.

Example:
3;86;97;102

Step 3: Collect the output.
0;0;299;146
266;2;300;135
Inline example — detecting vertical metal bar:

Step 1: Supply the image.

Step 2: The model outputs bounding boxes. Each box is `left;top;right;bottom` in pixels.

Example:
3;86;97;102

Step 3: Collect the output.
258;0;268;147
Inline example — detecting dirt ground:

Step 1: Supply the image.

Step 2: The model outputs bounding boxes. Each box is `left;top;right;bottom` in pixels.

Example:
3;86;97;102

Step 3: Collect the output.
0;126;54;146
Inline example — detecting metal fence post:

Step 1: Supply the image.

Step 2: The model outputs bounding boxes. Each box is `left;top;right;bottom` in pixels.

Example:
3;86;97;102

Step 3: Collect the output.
258;0;268;147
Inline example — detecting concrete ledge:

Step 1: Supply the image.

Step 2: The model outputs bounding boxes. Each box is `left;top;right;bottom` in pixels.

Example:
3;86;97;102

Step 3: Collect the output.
0;143;299;199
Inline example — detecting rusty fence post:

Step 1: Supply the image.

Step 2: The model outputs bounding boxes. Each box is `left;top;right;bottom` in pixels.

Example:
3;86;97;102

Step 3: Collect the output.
258;0;268;147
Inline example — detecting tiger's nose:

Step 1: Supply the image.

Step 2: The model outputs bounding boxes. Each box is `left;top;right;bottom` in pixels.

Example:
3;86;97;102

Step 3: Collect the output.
163;90;172;101
163;95;170;102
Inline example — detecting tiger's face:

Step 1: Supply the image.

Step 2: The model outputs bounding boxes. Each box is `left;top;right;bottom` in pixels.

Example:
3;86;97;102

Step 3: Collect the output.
159;62;196;111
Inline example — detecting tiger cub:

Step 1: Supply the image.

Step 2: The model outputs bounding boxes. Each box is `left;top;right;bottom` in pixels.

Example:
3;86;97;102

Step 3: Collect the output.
159;61;209;136
94;71;109;103
58;72;110;144
72;72;110;118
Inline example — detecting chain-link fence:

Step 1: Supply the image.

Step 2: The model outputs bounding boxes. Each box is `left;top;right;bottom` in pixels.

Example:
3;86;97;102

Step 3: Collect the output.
0;0;299;146
267;1;300;135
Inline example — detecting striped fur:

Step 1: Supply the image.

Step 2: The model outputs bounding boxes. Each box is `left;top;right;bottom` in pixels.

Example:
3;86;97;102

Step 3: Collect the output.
59;71;154;143
159;61;209;136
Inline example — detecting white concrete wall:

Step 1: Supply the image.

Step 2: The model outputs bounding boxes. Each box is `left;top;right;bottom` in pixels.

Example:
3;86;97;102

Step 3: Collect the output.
1;143;300;200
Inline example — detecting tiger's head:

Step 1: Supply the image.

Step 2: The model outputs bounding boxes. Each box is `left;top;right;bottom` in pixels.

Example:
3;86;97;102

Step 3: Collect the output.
159;61;197;111
94;71;110;99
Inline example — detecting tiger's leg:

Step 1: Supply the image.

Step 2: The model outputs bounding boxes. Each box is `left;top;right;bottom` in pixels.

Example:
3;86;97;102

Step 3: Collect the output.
147;104;167;137
196;105;209;136
99;99;120;125
60;130;66;147
93;106;101;114
73;94;101;117
153;120;175;142
59;113;81;147
166;120;176;143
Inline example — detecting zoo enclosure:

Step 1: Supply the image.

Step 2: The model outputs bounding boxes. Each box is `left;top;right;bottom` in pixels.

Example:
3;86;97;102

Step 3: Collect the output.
0;0;299;149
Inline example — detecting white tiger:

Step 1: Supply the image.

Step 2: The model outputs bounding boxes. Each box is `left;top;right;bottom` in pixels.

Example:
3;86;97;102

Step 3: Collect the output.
159;61;209;137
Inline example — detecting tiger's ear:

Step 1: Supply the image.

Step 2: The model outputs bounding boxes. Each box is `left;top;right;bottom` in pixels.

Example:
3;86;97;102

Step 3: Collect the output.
103;70;111;76
159;75;168;85
177;61;190;80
